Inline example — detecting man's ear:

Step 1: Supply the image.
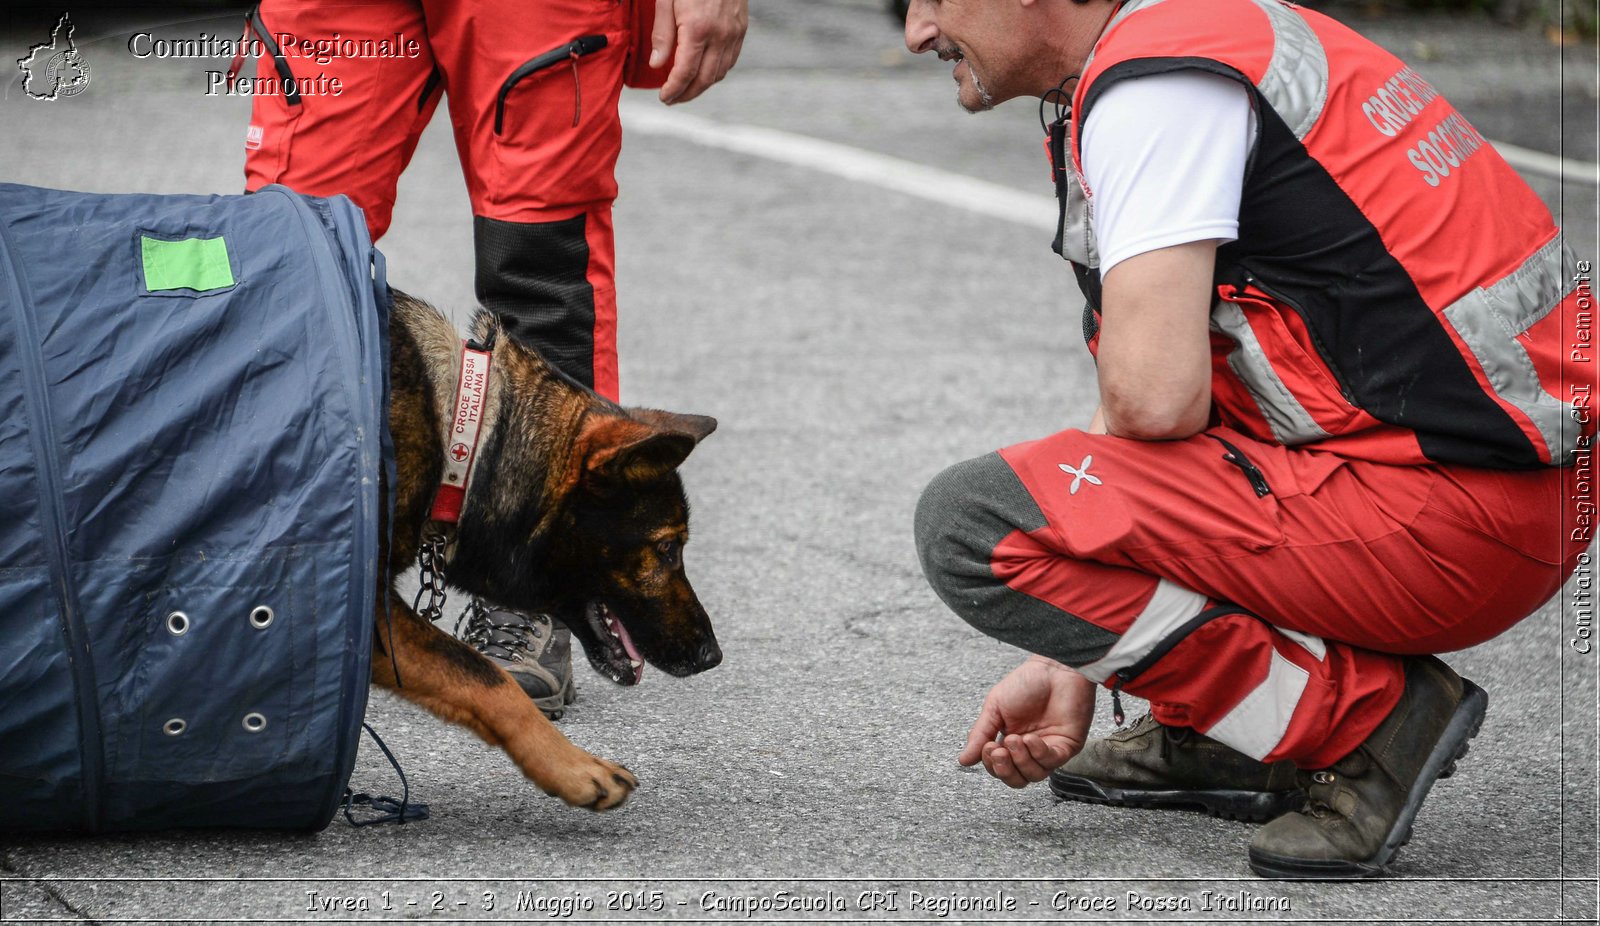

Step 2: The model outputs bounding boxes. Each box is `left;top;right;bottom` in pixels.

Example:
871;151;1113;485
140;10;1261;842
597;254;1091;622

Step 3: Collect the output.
580;411;716;487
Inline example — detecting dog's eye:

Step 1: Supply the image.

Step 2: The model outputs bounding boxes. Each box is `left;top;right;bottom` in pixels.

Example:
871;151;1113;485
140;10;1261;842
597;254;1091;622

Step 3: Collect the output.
656;540;682;567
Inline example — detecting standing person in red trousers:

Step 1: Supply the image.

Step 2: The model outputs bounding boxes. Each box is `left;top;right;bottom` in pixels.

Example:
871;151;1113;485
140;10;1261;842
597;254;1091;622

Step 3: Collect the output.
906;0;1593;878
236;0;746;718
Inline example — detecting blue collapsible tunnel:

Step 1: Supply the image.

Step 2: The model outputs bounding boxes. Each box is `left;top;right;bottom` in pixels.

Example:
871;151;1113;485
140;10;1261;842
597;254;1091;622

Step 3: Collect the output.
0;183;390;832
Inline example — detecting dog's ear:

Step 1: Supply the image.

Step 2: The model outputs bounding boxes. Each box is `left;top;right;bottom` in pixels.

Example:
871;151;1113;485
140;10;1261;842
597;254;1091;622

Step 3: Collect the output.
631;409;717;444
580;411;714;487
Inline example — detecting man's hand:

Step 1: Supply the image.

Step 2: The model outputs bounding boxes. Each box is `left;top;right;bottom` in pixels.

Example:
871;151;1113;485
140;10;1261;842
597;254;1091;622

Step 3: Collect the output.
651;0;747;105
958;655;1097;788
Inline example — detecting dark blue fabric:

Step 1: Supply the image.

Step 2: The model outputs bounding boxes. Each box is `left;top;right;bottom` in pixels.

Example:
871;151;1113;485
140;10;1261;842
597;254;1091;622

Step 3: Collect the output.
0;183;386;832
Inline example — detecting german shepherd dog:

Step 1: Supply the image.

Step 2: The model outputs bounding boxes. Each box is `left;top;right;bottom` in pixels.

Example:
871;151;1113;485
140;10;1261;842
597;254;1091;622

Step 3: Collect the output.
375;290;722;811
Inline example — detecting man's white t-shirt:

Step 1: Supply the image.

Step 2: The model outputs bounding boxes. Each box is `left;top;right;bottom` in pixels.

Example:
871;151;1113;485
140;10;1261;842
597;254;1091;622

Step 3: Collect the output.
1079;70;1259;279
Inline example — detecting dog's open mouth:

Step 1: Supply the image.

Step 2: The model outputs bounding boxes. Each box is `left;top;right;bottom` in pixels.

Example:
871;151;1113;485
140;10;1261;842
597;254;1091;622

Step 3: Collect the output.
583;600;645;686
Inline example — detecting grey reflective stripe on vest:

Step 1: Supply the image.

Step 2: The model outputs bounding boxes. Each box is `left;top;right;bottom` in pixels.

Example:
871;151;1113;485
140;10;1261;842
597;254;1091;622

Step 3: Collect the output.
1211;299;1332;444
1249;0;1330;140
1065;0;1326;272
1442;237;1579;461
1063;0;1175;269
1090;0;1328;142
1059;169;1100;269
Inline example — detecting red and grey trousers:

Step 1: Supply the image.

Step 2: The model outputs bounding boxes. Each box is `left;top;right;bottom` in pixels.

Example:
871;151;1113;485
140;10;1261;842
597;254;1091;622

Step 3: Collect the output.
915;427;1585;767
240;0;669;400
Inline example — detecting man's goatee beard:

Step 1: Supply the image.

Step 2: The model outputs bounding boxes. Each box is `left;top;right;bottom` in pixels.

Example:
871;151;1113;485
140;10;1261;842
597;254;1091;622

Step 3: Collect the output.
961;68;996;113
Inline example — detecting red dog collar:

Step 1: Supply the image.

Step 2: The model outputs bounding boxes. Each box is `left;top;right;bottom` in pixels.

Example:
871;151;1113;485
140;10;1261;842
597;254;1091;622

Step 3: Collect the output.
428;340;493;524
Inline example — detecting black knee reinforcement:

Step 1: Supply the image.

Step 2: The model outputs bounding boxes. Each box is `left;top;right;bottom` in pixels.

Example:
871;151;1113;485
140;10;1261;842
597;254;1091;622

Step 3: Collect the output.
473;214;596;389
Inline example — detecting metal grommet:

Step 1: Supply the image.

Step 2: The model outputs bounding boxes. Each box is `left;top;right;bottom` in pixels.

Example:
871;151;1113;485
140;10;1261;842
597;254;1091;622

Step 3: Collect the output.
249;605;275;629
166;611;190;636
242;712;268;733
163;718;187;737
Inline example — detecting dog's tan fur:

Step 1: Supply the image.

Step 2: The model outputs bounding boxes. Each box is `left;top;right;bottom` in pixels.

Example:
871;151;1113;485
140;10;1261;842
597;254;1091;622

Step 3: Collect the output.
374;291;720;811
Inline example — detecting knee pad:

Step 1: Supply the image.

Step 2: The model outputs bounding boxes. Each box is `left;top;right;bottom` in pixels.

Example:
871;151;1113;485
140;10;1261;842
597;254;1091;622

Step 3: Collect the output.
914;453;1120;666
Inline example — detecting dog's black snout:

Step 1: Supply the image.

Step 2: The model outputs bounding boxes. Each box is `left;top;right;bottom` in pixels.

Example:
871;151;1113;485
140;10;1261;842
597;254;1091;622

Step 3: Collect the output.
694;641;723;671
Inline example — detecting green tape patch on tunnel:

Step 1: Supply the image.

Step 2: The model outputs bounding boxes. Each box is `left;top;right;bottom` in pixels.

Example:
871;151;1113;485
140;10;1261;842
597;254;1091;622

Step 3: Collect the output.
140;235;235;292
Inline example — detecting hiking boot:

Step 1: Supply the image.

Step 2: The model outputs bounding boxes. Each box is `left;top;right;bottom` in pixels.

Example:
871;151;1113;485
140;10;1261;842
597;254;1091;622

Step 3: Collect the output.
1049;713;1305;822
1247;656;1487;879
456;601;578;720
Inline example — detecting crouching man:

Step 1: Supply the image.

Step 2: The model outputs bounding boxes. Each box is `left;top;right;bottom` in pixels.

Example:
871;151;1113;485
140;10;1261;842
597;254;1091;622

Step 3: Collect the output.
907;0;1592;878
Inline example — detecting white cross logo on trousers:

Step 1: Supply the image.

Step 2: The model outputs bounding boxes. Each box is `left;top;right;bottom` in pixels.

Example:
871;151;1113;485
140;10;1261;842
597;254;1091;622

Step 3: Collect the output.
1058;455;1102;494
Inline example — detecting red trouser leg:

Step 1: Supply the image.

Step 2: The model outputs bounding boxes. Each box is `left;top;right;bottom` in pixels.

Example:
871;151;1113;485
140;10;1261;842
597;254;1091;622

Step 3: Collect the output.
240;0;657;401
241;0;441;243
915;427;1582;767
419;0;645;401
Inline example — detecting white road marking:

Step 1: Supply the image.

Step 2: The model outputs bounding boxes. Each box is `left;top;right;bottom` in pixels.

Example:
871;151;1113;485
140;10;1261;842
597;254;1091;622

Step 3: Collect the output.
1491;140;1600;186
620;102;1599;236
620;101;1059;231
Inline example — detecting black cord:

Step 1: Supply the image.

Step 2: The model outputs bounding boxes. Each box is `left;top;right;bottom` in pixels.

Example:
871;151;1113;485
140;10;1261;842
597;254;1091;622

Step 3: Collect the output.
342;723;430;827
1038;72;1081;137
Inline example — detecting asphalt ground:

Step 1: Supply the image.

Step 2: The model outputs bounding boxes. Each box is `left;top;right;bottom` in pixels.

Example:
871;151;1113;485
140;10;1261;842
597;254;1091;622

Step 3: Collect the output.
1;1;1597;923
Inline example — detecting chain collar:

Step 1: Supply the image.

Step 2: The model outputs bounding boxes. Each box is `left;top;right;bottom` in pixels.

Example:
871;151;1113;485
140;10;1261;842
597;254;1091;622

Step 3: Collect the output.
411;528;451;623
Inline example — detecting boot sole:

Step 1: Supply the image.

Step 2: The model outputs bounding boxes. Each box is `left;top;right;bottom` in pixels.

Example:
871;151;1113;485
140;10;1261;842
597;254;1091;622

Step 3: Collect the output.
1247;679;1488;880
520;674;578;721
1049;773;1305;823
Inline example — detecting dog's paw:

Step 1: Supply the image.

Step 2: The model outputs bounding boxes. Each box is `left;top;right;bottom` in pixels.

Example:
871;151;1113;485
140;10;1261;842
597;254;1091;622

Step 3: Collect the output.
543;750;638;811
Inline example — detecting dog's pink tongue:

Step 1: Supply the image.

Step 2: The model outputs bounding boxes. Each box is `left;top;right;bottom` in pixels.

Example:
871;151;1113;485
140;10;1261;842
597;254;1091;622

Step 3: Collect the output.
613;617;644;683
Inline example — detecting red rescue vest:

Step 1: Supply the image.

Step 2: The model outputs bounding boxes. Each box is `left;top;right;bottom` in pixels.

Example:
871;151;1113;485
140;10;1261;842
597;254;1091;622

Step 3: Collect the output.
1050;0;1593;469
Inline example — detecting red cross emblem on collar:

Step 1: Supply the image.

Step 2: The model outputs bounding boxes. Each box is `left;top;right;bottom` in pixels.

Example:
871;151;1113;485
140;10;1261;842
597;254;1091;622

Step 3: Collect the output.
431;340;494;525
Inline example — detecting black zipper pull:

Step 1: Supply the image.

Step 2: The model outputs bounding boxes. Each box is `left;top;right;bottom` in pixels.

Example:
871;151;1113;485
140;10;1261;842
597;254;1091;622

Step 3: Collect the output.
1225;452;1272;497
1111;673;1129;727
1204;434;1272;498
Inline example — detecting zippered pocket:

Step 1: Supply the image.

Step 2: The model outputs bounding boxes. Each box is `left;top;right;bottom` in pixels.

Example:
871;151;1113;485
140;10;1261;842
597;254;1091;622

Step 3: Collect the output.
1108;604;1261;725
1235;273;1355;404
228;5;302;106
1204;433;1272;498
1212;281;1363;444
232;4;303;183
495;35;611;135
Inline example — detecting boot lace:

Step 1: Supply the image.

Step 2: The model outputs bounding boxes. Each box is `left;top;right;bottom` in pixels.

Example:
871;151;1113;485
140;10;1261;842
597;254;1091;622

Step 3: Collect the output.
455;600;546;664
